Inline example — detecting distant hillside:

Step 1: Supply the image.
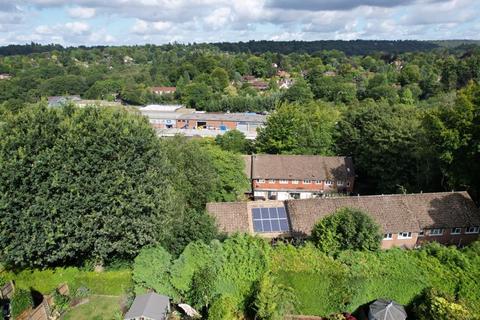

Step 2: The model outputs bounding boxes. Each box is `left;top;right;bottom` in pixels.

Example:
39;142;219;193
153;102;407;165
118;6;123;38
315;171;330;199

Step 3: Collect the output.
211;40;441;55
0;42;64;56
432;40;480;48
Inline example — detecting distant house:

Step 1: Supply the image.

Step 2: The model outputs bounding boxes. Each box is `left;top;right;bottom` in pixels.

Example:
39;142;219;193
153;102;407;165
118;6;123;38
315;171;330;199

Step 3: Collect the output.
241;75;269;91
207;191;480;249
151;86;176;95
0;73;12;80
124;292;170;320
243;155;355;200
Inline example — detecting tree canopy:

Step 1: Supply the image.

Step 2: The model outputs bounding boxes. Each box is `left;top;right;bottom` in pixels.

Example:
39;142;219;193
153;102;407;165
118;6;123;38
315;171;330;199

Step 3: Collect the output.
310;207;383;254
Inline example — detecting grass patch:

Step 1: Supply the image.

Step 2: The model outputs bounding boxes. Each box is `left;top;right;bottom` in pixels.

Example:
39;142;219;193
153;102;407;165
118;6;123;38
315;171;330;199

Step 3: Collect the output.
62;295;122;320
2;268;132;295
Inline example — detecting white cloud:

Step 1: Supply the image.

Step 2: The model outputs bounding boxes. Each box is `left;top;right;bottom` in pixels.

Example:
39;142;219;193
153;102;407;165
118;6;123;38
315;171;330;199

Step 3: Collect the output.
67;7;96;19
65;21;90;35
204;7;232;29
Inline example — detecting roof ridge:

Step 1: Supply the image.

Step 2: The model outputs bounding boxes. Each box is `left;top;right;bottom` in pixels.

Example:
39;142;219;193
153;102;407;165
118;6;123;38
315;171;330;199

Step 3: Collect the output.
288;191;469;202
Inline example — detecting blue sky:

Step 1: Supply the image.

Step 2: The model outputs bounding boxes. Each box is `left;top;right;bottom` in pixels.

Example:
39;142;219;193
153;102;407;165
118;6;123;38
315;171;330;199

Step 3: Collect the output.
0;0;479;46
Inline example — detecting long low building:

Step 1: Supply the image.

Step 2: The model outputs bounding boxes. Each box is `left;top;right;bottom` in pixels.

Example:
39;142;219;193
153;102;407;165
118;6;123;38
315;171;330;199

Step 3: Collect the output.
244;155;355;200
138;105;266;139
207;191;480;249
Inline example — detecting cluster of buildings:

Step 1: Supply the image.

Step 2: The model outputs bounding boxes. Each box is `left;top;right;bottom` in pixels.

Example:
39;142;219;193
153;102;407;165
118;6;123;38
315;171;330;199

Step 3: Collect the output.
208;154;480;249
138;104;266;139
241;75;269;91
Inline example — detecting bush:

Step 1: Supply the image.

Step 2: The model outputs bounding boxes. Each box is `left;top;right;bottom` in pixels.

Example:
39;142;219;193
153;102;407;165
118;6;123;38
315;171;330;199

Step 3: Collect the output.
132;246;178;298
52;290;71;315
10;289;33;319
311;207;382;254
410;288;475;320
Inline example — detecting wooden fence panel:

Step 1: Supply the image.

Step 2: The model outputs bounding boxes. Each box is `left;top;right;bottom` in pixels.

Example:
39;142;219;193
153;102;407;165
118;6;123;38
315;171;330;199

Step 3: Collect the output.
0;281;15;299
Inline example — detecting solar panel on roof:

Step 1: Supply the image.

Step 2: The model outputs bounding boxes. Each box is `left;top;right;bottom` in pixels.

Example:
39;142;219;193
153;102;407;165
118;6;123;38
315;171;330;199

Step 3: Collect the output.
252;207;290;233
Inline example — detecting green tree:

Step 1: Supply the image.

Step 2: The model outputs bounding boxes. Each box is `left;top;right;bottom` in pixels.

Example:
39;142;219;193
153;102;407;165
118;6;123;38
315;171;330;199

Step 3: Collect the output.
335;102;423;193
211;67;229;92
132;246;178;298
215;130;251;154
283;78;314;104
0;105;180;267
257;103;338;155
182;82;213;108
311;207;382;254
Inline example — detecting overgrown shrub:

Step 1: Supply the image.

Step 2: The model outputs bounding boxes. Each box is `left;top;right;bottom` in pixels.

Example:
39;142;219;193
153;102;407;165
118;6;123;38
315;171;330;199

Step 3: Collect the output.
410;288;476;320
52;290;71;315
311;207;382;254
10;289;33;319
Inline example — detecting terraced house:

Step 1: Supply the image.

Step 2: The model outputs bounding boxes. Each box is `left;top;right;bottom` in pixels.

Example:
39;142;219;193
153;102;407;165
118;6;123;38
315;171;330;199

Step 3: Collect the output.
207;191;480;249
243;155;355;200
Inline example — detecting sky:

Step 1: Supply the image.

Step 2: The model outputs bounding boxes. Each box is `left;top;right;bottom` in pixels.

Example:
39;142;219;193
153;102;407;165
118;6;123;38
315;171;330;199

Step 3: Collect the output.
0;0;479;46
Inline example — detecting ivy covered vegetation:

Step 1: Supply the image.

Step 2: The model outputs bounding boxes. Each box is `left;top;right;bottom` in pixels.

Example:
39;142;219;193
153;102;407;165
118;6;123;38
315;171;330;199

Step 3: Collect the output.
132;235;480;319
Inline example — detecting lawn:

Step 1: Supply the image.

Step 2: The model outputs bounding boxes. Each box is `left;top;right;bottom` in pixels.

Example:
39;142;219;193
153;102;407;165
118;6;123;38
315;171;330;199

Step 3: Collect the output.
61;295;122;320
2;268;132;295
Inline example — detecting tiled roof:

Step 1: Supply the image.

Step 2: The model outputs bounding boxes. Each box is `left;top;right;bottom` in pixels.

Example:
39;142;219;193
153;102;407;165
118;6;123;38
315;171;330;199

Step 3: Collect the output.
207;202;250;234
207;192;480;236
247;155;355;180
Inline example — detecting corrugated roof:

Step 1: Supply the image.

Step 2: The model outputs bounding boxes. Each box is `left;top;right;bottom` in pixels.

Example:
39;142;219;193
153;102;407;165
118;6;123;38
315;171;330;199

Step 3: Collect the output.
124;292;170;320
207;192;480;236
247;155;355;180
179;113;266;123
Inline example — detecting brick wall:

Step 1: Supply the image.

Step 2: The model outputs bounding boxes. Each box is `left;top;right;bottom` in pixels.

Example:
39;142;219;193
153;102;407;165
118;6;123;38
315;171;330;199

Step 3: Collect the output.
381;233;419;249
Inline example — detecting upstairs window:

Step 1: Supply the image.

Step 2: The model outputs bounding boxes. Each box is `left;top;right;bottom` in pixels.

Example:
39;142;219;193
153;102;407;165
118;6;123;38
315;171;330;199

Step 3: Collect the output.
337;181;344;186
383;233;393;240
419;230;425;237
398;232;412;239
279;179;288;184
325;180;333;185
292;180;299;184
451;228;461;235
466;226;480;234
303;180;311;184
314;180;322;185
268;179;276;184
430;228;443;236
257;179;265;183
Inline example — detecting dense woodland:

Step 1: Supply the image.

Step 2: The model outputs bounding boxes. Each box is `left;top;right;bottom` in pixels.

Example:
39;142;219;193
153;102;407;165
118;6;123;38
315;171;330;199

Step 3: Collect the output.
1;41;480;319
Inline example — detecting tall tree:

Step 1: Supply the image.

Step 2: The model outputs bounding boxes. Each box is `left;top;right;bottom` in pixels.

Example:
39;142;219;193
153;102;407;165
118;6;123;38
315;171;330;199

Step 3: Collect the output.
0;104;181;267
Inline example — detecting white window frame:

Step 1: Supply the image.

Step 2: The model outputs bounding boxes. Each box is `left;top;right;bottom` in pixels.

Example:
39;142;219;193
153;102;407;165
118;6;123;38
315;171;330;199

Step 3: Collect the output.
451;228;461;235
257;179;265;183
429;228;443;236
268;179;276;184
314;180;322;185
292;180;299;184
279;179;289;184
398;231;412;239
466;226;480;234
383;233;393;240
325;180;333;185
419;230;425;237
337;180;344;186
303;179;311;184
